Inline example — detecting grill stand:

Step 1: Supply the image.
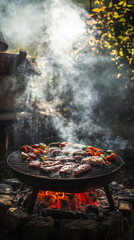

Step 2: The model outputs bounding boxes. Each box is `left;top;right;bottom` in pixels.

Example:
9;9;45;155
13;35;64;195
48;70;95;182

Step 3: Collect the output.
28;184;116;214
104;185;116;211
28;188;39;214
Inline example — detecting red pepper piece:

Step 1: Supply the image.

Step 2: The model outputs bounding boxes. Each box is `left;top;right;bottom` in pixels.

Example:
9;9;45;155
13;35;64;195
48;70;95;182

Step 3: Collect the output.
32;148;41;155
20;145;28;153
60;142;71;147
37;148;48;154
106;153;117;163
28;152;37;158
26;145;33;152
95;151;104;156
31;144;39;148
105;161;112;165
86;146;94;151
86;149;96;156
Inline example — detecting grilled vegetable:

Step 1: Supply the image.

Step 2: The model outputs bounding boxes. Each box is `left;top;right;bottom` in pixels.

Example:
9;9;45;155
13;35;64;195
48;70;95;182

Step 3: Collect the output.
31;144;39;148
42;156;47;161
28;152;37;159
106;150;114;154
21;151;29;159
37;148;48;154
100;154;106;161
32;149;41;155
39;143;47;150
86;149;96;156
20;145;28;153
49;142;61;147
106;153;117;163
26;145;33;152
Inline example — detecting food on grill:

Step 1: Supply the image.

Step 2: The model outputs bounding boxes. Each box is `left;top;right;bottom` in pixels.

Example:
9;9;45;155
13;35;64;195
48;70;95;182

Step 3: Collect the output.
82;156;105;166
59;163;78;174
28;152;37;159
73;164;91;176
40;164;63;173
73;151;87;156
29;160;41;168
46;158;56;161
32;148;41;155
41;160;61;167
51;150;62;156
57;157;76;162
48;147;61;153
39;143;47;150
42;156;47;161
60;142;71;147
106;153;117;163
74;155;82;161
86;146;104;156
20;151;29;159
20;142;118;177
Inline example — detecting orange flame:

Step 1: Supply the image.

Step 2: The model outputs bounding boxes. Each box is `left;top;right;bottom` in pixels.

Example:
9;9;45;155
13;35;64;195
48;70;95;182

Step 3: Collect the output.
37;189;98;211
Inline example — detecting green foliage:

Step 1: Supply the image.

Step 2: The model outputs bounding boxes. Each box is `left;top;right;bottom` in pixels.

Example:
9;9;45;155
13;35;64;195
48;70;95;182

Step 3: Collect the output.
88;0;134;84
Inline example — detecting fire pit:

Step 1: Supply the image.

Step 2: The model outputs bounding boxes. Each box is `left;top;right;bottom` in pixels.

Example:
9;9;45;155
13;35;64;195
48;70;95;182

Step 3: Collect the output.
7;149;124;213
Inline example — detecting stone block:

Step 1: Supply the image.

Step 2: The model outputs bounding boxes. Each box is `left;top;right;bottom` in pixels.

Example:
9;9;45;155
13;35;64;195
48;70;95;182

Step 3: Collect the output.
21;216;54;240
4;207;30;232
0;183;13;195
3;178;21;191
0;194;13;221
119;201;133;225
60;219;100;240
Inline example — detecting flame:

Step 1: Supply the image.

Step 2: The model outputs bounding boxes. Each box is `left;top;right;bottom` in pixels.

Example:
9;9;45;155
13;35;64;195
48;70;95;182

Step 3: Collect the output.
37;189;98;211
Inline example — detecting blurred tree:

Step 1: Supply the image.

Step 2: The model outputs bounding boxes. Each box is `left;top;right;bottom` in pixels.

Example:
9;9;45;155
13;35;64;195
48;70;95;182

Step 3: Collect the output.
87;0;134;86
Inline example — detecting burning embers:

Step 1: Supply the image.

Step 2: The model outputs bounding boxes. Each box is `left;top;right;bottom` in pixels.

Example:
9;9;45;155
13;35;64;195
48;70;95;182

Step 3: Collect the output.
36;190;98;213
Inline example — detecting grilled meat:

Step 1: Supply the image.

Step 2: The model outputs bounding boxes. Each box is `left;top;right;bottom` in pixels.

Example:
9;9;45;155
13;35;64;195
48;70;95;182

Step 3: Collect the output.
41;160;61;167
46;158;56;161
73;151;87;156
48;147;61;153
51;150;62;156
40;164;63;173
29;160;41;168
59;164;76;174
82;156;105;166
73;164;91;176
74;155;82;161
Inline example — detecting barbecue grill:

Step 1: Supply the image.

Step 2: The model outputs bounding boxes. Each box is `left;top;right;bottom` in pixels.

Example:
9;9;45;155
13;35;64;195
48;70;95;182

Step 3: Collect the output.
7;150;125;213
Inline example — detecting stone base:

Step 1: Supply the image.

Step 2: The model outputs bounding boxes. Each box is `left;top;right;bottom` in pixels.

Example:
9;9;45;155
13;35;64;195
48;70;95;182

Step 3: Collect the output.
0;179;134;240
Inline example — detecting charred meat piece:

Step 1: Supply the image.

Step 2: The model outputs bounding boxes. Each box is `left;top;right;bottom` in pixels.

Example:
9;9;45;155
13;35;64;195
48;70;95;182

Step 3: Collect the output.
41;160;61;167
73;151;87;156
73;164;91;176
59;164;76;174
29;160;41;169
51;150;62;156
40;164;63;173
46;158;56;161
61;150;70;156
64;162;79;166
48;147;61;153
59;157;76;162
74;155;82;161
82;156;105;166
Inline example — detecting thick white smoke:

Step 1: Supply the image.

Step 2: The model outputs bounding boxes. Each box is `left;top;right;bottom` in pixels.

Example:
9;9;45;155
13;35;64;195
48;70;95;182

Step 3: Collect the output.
0;0;131;150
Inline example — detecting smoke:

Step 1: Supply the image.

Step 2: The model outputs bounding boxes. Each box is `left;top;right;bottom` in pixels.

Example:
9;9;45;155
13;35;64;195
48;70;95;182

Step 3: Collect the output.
0;0;132;150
